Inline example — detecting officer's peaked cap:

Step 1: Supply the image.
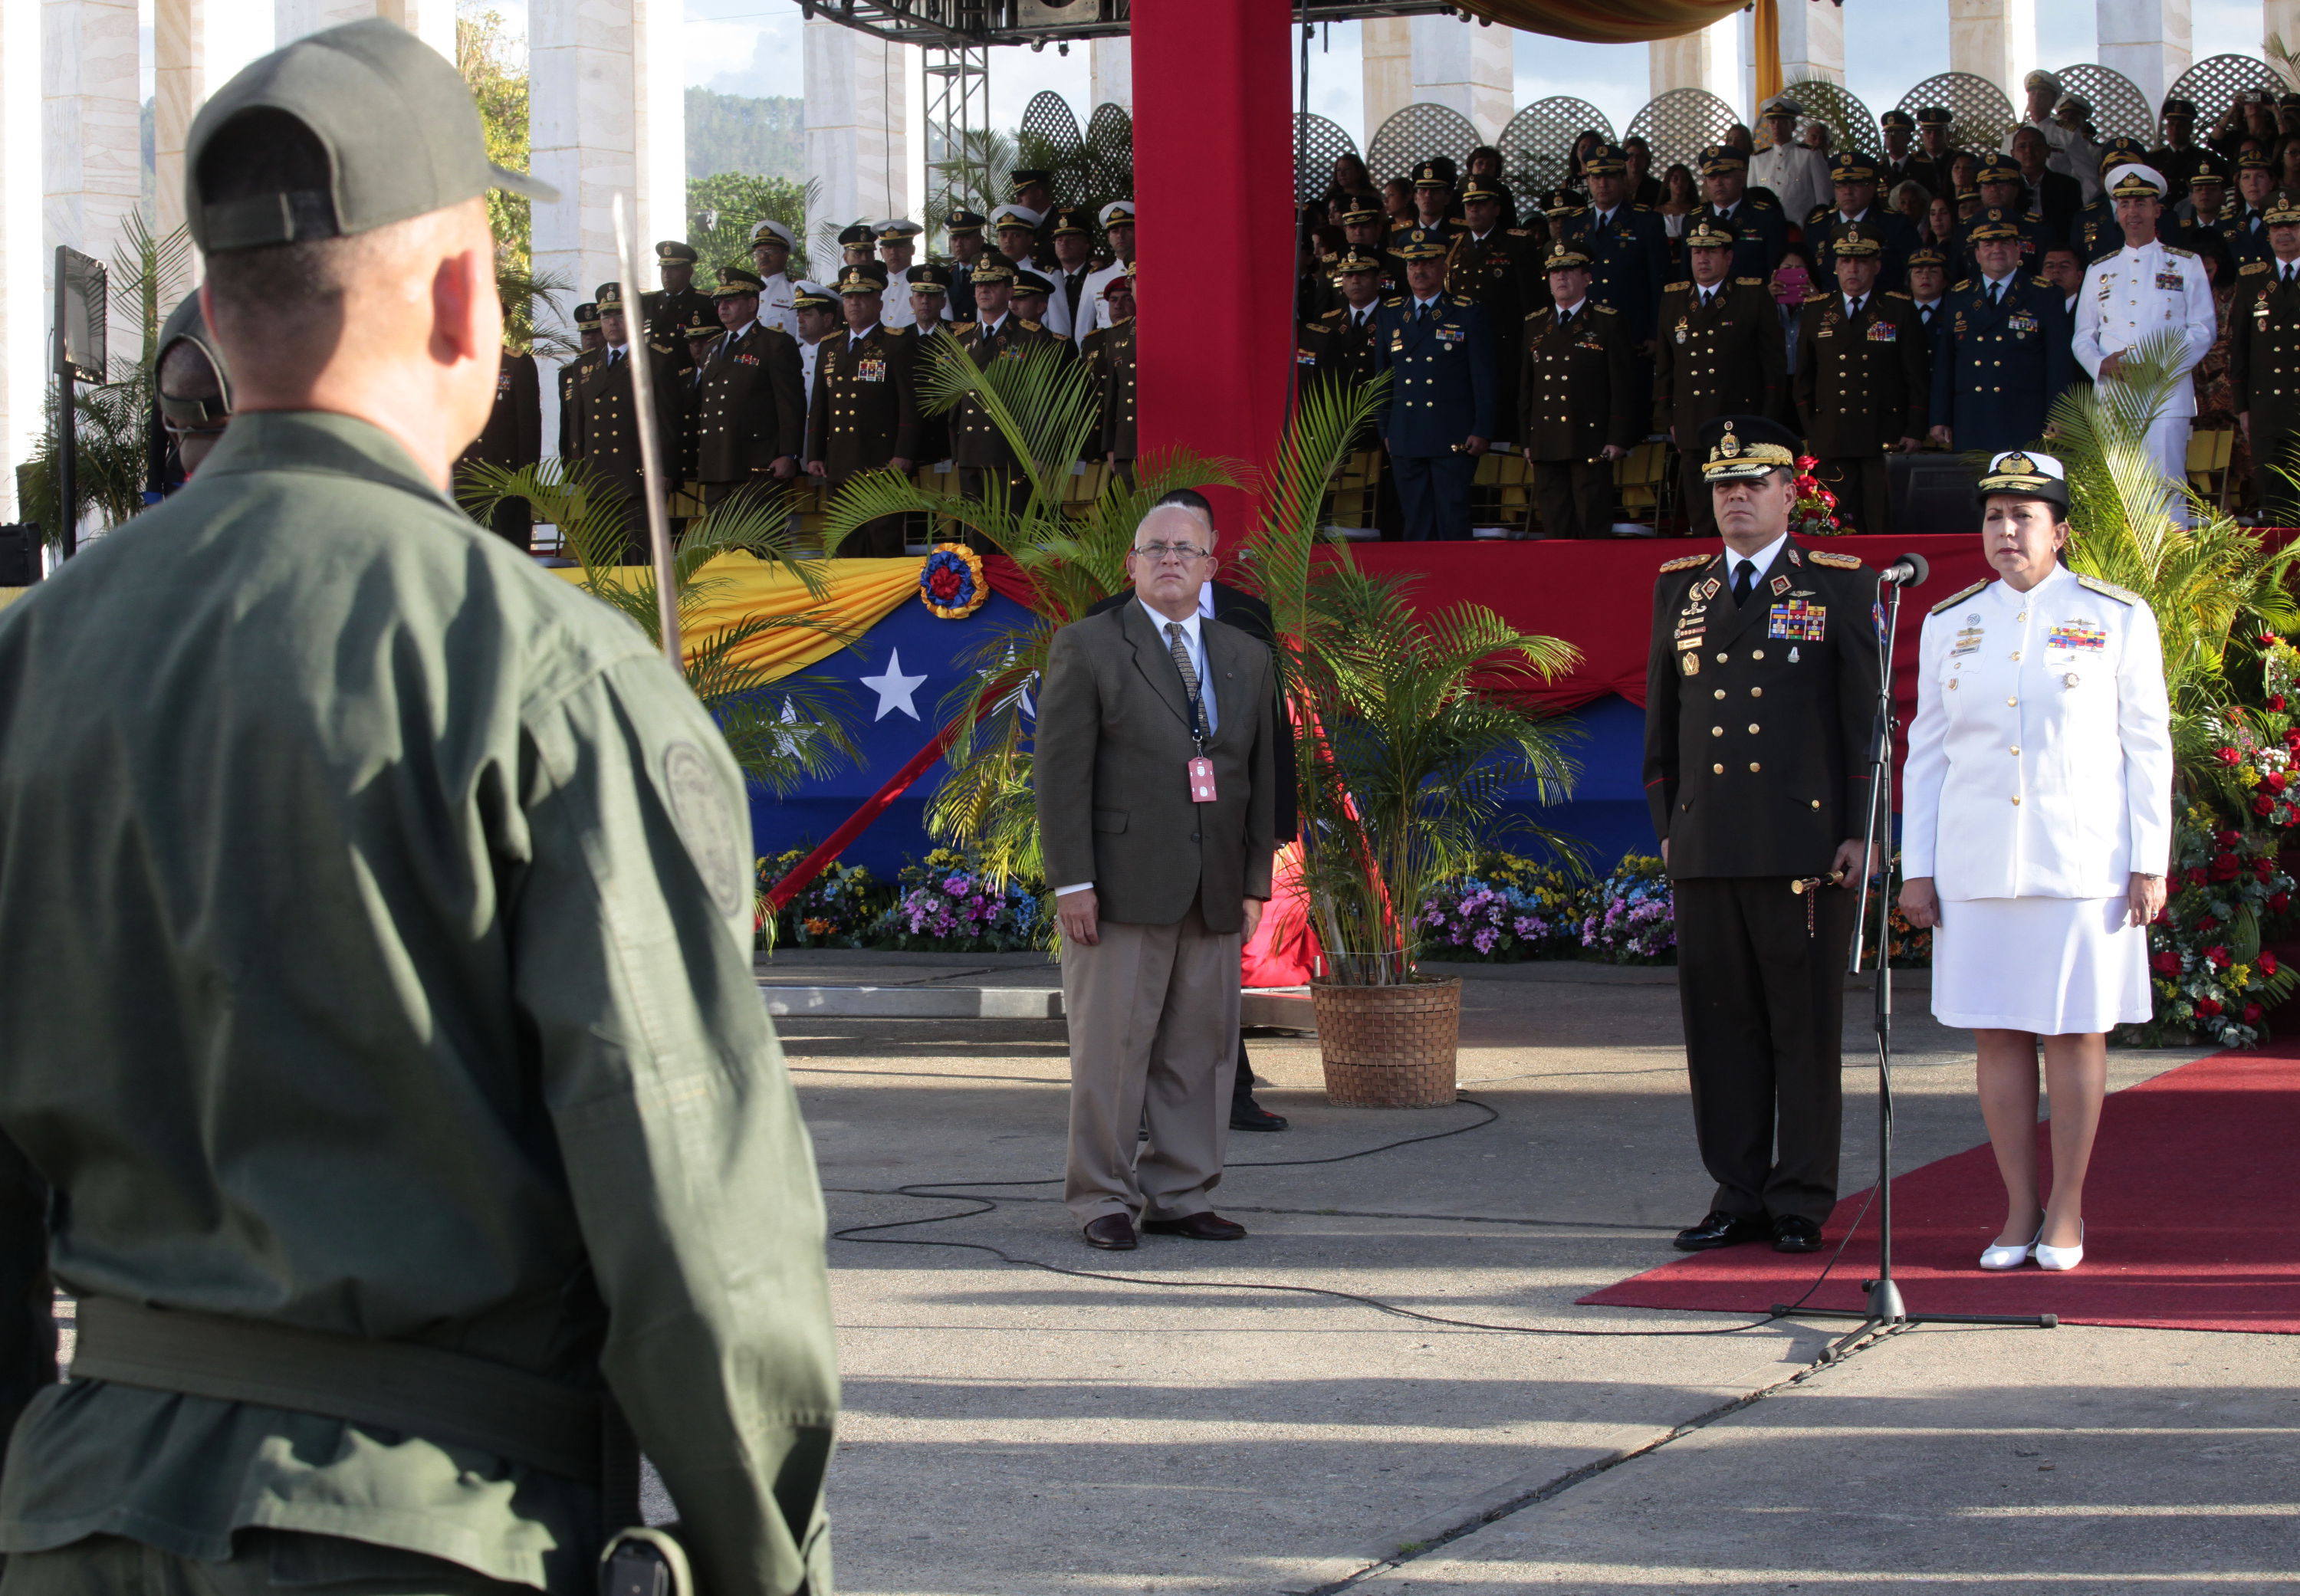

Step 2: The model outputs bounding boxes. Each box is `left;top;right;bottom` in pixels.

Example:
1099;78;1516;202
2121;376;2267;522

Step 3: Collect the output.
1699;415;1800;482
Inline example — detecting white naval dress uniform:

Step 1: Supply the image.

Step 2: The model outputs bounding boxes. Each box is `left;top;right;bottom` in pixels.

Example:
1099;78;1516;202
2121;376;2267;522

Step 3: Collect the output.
1902;563;2174;1034
757;271;799;341
1083;258;1132;326
2072;238;2218;524
797;334;823;440
1750;140;1831;232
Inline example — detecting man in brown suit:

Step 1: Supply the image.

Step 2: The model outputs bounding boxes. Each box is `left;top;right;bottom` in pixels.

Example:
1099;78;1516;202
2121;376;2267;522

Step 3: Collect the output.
1035;504;1279;1251
692;264;806;511
1518;242;1635;538
807;263;919;556
1792;223;1929;534
949;260;1056;513
1651;215;1788;537
454;343;540;549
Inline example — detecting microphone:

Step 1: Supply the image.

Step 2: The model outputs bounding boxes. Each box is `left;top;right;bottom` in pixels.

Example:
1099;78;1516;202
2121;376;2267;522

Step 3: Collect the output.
1877;551;1930;587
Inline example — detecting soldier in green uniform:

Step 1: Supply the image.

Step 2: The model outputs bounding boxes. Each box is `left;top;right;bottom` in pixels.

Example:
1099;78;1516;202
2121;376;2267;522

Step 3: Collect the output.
1296;251;1385;447
1792;223;1930;534
456;336;542;550
1518;242;1635;539
567;281;687;562
901;265;955;465
1652;215;1788;537
808;263;920;556
1446;176;1545;447
688;264;805;516
948;260;1056;514
1092;266;1138;479
554;298;600;461
2229;191;2300;520
639;239;714;344
1642;414;1881;1256
1337;199;1408;299
0;19;836;1595
672;300;726;505
1691;145;1786;281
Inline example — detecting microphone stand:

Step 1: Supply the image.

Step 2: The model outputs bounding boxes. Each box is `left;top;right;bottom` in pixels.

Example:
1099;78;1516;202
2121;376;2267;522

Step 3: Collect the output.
1771;559;2057;1363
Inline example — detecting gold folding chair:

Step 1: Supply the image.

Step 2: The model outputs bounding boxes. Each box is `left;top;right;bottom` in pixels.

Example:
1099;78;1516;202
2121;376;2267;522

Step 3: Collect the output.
1615;440;1671;530
1324;448;1385;536
2187;426;2236;513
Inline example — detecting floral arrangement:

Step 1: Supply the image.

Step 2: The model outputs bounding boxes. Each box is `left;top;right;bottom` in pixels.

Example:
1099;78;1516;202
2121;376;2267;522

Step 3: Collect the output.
2125;802;2300;1048
919;543;989;619
1416;853;1580;960
1789;454;1842;539
758;852;887;950
1579;855;1677;964
2200;632;2300;830
874;847;1044;951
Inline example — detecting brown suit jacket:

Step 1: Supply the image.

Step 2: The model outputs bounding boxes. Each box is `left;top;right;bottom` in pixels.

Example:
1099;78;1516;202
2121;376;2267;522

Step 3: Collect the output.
1033;602;1278;931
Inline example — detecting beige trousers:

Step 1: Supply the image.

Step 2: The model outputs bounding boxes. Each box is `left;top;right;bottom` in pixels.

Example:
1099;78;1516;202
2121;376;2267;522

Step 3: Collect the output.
1061;897;1241;1224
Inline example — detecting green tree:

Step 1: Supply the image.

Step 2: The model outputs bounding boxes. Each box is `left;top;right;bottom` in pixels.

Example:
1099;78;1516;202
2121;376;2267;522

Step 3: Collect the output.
688;172;815;280
685;88;805;180
458;9;531;273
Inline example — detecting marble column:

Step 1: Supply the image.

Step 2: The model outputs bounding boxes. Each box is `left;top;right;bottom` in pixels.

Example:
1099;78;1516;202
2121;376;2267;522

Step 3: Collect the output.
1091;36;1131;113
1649;15;1737;101
2;0;43;520
44;0;140;310
273;0;454;55
1948;0;2037;107
1361;18;1412;145
804;17;912;250
1407;15;1513;143
2272;0;2300;52
153;0;278;241
530;0;683;453
2096;0;2190;109
1777;0;1846;85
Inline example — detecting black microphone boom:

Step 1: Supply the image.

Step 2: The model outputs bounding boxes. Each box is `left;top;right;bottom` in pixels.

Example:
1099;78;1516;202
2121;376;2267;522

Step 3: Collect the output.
1878;551;1930;587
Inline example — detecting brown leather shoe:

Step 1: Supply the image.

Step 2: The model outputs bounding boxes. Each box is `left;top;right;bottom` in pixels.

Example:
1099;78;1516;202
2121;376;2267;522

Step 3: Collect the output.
1083;1213;1138;1250
1142;1211;1247;1240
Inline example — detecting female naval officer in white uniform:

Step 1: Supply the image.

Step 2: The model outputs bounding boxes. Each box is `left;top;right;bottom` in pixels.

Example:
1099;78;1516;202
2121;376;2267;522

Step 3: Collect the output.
1897;450;2171;1273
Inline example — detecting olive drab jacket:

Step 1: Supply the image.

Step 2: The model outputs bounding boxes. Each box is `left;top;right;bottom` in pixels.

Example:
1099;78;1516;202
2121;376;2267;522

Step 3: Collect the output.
0;413;839;1596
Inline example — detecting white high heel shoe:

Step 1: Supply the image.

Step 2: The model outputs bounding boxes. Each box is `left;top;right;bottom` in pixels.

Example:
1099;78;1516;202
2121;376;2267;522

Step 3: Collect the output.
2033;1223;2085;1271
1980;1227;2041;1271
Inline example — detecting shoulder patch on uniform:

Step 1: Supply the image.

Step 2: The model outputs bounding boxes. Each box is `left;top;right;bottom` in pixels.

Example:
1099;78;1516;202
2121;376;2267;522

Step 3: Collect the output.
2242;259;2271;274
1809;550;1864;570
2165;245;2196;259
1664;280;1691;293
1884;289;1913;299
1930;579;1990;615
2031;276;2053;287
1507;227;1530;237
1658;553;1709;572
1953;279;1971;291
1736;276;1767;287
1524;308;1549;322
2076;574;2141;606
1382;297;1404;307
662;741;748;920
1750;199;1775;210
1592;303;1618;313
1017;318;1043;331
1319;307;1345;318
949;321;976;334
1803;290;1832;302
1451;294;1476;307
1634;203;1654;212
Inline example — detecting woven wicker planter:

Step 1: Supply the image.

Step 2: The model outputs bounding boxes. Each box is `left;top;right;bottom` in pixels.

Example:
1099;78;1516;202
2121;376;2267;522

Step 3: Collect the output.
1309;977;1461;1108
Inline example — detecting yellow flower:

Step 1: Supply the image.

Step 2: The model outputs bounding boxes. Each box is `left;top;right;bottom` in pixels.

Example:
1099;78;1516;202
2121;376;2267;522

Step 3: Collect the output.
2231;964;2252;989
2242;765;2262;787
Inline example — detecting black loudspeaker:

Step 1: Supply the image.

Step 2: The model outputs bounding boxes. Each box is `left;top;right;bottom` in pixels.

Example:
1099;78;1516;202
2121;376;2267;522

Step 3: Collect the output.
1888;454;1983;536
0;524;41;586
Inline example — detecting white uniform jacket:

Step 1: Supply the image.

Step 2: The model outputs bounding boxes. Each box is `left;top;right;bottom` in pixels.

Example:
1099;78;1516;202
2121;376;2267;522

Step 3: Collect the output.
1902;563;2173;901
757;272;800;342
1750;142;1831;232
2072;240;2217;417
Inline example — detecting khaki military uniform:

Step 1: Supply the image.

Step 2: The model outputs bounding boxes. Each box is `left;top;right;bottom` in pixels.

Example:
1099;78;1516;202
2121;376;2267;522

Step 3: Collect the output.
805;322;920;556
1651;277;1789;535
0;412;838;1596
2230;256;2300;519
1791;288;1931;534
1517;300;1635;539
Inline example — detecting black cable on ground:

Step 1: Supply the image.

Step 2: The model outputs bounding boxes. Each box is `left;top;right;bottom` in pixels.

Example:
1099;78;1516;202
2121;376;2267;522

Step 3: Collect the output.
827;1094;1880;1341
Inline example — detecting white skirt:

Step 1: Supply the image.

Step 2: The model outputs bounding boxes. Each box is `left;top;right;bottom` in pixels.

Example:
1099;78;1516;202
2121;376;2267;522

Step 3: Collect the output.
1930;895;2151;1035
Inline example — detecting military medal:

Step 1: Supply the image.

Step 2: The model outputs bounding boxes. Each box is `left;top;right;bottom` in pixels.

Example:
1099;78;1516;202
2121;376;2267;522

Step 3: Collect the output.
1681;652;1700;676
1770;575;1791;596
1766;600;1828;642
1787;646;1800;663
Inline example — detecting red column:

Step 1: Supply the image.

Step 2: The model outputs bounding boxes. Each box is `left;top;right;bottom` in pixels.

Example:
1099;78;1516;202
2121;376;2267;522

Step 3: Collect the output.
1131;0;1294;538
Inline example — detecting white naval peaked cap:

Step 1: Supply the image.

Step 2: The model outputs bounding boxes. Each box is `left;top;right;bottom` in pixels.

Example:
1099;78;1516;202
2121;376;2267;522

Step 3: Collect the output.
1099;199;1135;227
990;202;1044;228
2104;162;2168;200
749;217;796;248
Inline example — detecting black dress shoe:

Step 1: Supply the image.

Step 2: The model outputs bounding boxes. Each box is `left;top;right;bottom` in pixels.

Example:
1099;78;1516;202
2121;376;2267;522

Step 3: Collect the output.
1083;1213;1138;1250
1772;1214;1824;1253
1142;1211;1247;1240
1230;1096;1289;1132
1672;1210;1770;1251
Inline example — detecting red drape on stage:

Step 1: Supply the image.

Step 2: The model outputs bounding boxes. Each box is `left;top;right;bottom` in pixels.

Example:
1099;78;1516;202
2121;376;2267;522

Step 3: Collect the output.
1131;0;1293;538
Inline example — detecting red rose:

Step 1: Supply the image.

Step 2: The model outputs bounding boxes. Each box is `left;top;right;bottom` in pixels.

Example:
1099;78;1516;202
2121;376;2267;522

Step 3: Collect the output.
928;566;964;600
2246;1003;2265;1023
2198;997;2224;1018
2269;771;2290;793
2262;634;2282;647
2197;914;2220;931
2262;950;2282;975
2258;794;2277;816
2154;906;2174;924
2287;730;2300;750
2273;695;2290;712
2213;852;2242;880
2187;867;2208;886
2220;747;2244;765
2273;892;2292;912
2207;944;2233;968
2259;856;2279;881
2150;951;2180;974
2218;829;2242;846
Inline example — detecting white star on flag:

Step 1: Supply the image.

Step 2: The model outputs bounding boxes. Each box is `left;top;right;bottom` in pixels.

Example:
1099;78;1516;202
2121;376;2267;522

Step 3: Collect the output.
859;647;928;721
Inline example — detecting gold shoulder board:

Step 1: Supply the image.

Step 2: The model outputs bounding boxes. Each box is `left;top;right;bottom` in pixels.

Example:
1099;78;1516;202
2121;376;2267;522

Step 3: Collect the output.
1751;199;1775;210
1664;280;1691;293
1809;550;1865;569
2076;574;2141;606
1737;276;1767;287
1320;307;1345;319
1382;297;1404;307
1952;279;1972;291
2166;245;2196;259
1507;227;1530;237
1524;308;1549;322
1884;290;1913;300
1803;290;1832;302
1930;579;1990;615
1592;304;1617;313
2032;276;2053;287
1658;553;1709;573
2242;259;2271;275
1017;318;1043;331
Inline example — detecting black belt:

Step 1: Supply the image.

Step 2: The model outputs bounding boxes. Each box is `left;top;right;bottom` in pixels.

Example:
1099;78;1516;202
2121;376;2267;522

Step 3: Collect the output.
72;1296;603;1483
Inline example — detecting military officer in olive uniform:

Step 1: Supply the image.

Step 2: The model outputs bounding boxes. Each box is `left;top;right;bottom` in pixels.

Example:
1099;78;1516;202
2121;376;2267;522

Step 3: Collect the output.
1806;150;1919;292
1447;176;1545;445
639;238;715;344
1338;199;1409;298
0;21;836;1594
455;342;541;550
1517;243;1635;540
690;264;806;514
1372;234;1496;541
1642;414;1882;1256
1928;209;2076;455
807;263;919;556
1095;266;1139;475
1792;224;1930;534
1653;216;1789;537
1299;251;1386;449
2226;192;2300;517
1691;145;1787;281
566;281;686;562
1557;143;1671;346
902;265;955;464
555;299;600;460
949;259;1057;513
672;301;726;500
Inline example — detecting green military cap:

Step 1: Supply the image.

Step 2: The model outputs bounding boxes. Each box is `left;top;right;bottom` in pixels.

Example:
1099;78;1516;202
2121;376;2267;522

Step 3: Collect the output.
2095;136;2148;171
836;221;874;248
791;279;836;310
1976;448;2067;511
1332;248;1384;277
1581;143;1628;176
1392;229;1451;261
1829;150;1878;185
678;304;720;338
2191;153;2229;186
155;291;235;427
1048;206;1093;237
1683;215;1737;251
1699;415;1799;482
2241;149;2275;172
905;262;954;294
1916;106;1953;128
1697;144;1746;176
655;240;698;263
1974;155;2021;186
1007;168;1051;195
968;259;1016;286
1459;178;1504;204
1881;109;1914;133
1412;159;1454;189
714;265;765;296
1966;207;2021;242
1011;268;1054;296
2162;97;2198;119
944;208;988;235
2105;163;2167;201
1337;198;1384;225
185;18;556;251
1905;243;1947;270
595;281;626;311
572;300;600;330
2266;191;2300;226
836;262;889;294
1543;241;1592;272
1830;222;1883;258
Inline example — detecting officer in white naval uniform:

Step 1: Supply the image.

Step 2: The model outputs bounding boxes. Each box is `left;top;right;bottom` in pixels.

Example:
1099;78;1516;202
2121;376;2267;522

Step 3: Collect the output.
790;280;836;441
748;217;801;341
1899;450;2170;1276
872;218;937;329
1749;96;1831;232
1083;201;1136;332
2072;163;2217;524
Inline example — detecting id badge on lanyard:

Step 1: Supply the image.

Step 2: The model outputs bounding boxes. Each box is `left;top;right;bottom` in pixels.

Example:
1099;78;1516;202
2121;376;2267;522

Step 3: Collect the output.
1185;691;1216;803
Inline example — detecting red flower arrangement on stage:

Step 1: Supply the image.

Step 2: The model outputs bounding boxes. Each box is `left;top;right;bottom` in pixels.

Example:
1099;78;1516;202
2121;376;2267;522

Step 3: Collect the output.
919;543;989;619
1789;455;1842;539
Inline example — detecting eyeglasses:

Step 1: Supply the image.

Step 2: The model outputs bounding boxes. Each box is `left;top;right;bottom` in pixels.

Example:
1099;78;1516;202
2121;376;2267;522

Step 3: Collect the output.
1133;541;1209;563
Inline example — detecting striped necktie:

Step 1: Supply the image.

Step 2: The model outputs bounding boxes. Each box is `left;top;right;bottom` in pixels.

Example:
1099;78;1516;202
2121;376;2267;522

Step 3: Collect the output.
1165;622;1202;718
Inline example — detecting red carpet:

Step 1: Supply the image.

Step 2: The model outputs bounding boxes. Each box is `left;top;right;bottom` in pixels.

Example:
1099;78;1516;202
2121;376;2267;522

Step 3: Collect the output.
1579;1046;2300;1334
